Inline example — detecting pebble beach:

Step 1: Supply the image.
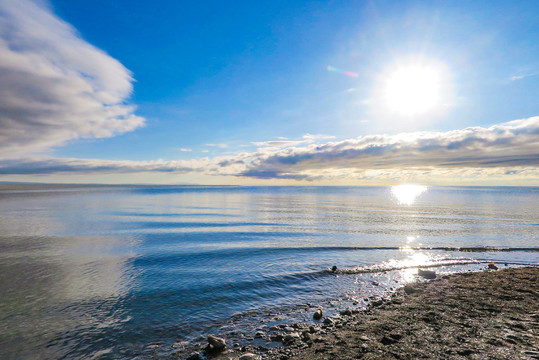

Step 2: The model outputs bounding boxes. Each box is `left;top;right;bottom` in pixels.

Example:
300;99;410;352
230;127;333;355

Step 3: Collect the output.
181;267;539;360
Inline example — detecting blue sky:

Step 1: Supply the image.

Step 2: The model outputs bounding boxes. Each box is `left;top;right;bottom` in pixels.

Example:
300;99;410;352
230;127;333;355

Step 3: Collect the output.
0;0;538;184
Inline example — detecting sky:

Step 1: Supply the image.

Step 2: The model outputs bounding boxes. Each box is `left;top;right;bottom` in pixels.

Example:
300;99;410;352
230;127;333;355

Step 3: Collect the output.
0;0;538;185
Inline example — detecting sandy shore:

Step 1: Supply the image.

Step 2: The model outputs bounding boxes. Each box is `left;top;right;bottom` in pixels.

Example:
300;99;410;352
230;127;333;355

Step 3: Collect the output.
186;267;538;360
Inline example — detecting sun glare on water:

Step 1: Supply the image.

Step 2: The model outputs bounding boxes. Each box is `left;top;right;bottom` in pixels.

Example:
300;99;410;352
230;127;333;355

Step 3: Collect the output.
391;184;427;205
384;63;442;116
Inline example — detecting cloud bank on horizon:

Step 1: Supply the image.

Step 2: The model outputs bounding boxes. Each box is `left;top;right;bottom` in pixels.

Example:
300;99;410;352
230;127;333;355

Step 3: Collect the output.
0;0;144;157
0;1;537;185
1;117;537;183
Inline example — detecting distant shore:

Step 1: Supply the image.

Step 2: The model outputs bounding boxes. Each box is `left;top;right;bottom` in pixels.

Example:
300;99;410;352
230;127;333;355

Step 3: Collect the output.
184;267;538;359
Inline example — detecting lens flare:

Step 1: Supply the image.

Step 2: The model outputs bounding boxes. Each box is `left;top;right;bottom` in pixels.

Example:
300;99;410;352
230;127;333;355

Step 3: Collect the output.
327;65;358;78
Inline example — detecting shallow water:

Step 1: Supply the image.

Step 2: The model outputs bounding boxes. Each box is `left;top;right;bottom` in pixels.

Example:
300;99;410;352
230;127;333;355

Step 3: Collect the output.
0;185;537;359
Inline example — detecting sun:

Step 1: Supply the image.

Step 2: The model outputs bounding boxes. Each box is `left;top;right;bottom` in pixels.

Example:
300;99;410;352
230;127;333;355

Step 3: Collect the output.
384;64;441;116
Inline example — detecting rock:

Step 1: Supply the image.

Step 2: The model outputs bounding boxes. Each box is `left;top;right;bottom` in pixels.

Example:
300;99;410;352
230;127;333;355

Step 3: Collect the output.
283;332;300;345
372;299;384;307
339;308;352;316
404;284;417;294
270;333;283;342
323;317;334;325
255;331;266;338
283;326;295;333
418;269;436;279
185;352;201;360
309;325;317;333
301;330;311;341
207;335;226;353
358;335;371;342
239;353;260;360
313;308;323;320
380;335;397;345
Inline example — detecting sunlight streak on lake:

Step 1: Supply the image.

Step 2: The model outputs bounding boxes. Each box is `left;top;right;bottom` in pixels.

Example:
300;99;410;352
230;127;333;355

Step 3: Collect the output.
391;184;428;205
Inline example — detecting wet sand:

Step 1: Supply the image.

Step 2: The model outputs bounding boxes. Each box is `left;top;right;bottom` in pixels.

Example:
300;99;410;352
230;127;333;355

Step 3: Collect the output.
188;267;538;360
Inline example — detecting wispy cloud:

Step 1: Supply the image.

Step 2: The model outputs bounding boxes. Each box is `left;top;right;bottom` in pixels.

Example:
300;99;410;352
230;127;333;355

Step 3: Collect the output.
251;140;305;148
0;0;144;157
0;117;537;184
179;148;192;152
251;134;336;149
301;133;336;141
205;143;228;148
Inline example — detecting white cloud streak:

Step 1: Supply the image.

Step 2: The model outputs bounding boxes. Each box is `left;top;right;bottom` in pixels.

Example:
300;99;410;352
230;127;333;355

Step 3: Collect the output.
0;0;144;157
251;134;336;149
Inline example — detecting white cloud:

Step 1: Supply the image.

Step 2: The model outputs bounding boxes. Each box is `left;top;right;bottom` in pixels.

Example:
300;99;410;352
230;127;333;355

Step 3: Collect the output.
237;117;539;180
205;143;228;148
251;140;305;147
251;134;337;149
0;0;144;158
301;133;336;141
0;117;537;184
179;148;192;152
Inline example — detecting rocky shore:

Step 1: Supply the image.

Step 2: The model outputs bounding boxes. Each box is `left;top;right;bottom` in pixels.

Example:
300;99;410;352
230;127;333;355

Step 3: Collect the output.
183;267;538;360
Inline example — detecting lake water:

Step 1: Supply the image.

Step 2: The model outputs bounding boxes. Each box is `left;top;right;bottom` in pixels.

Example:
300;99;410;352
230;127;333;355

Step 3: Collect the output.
0;185;537;359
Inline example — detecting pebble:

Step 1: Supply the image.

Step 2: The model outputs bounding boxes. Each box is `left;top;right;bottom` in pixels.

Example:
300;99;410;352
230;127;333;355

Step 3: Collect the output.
283;332;300;345
207;335;226;353
239;353;260;360
185;352;201;360
339;308;352;316
323;317;334;325
418;269;437;279
380;335;397;345
404;284;417;294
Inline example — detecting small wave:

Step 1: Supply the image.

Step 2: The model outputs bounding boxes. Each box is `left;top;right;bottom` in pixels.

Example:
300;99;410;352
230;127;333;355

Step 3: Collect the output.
333;259;538;275
245;246;539;253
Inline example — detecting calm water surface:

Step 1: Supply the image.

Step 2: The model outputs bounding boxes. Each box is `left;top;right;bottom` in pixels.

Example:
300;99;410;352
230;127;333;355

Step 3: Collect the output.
0;185;537;359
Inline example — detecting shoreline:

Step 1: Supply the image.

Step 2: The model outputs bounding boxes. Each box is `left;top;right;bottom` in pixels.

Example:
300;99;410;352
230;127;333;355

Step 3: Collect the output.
180;267;538;359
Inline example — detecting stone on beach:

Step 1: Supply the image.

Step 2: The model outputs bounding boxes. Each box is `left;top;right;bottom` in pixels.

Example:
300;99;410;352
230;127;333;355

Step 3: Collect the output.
283;332;300;345
339;308;352;316
239;353;260;360
418;269;436;279
185;352;201;360
207;334;226;353
254;330;266;338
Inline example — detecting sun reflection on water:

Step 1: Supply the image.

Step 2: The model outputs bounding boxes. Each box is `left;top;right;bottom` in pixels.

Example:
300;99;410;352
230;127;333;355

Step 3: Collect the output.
391;184;427;205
